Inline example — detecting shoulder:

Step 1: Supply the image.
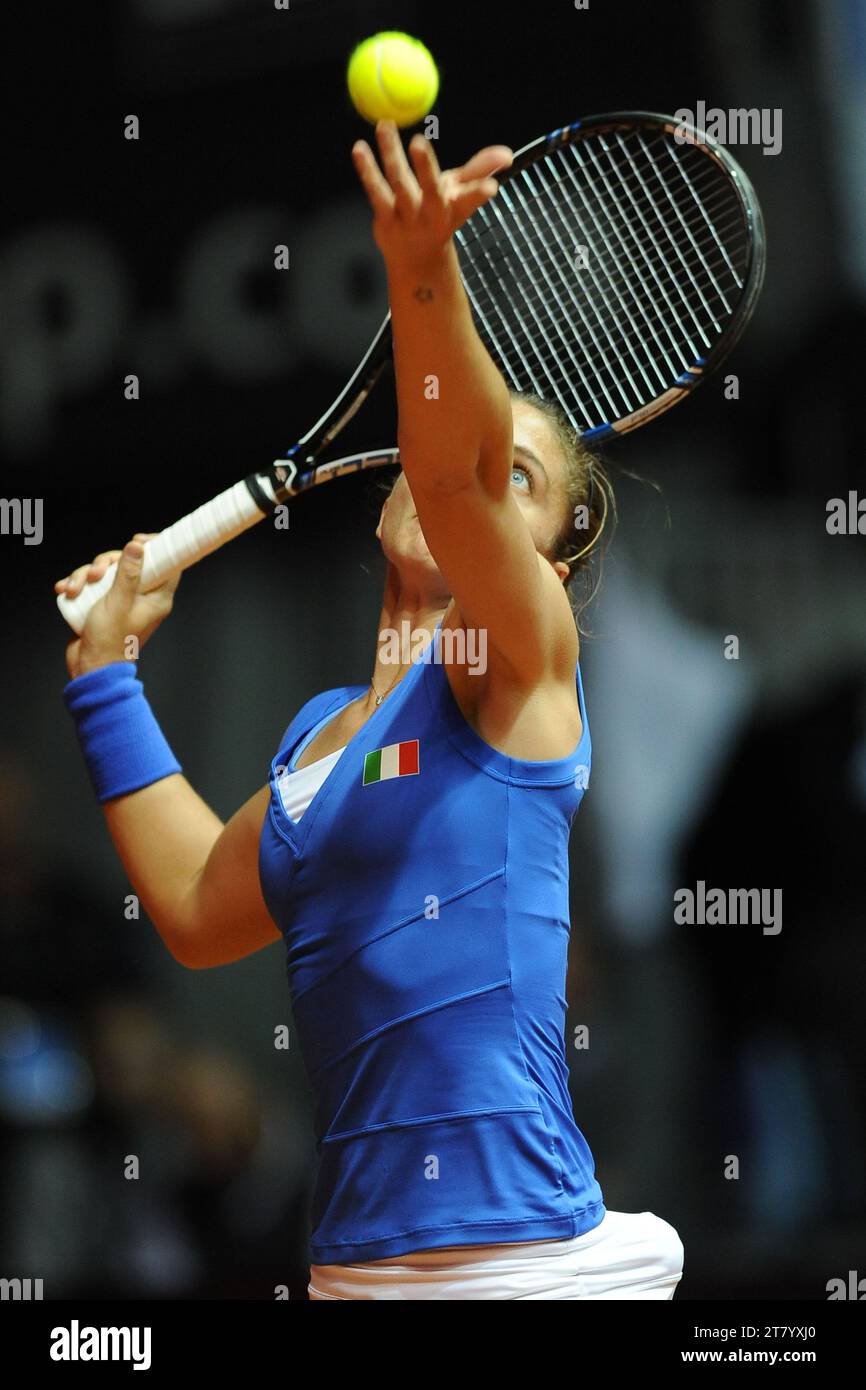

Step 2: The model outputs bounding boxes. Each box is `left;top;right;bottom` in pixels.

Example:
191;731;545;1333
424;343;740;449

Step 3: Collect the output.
275;684;365;751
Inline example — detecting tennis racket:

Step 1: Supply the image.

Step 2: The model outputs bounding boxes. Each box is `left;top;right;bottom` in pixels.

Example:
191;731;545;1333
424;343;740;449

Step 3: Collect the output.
58;109;765;634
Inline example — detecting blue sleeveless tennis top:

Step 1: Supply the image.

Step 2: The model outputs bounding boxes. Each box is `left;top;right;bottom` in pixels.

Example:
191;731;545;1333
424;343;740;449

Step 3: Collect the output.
258;624;606;1265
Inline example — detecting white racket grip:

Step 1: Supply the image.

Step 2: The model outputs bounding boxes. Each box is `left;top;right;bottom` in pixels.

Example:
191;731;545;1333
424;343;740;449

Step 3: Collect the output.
57;478;268;634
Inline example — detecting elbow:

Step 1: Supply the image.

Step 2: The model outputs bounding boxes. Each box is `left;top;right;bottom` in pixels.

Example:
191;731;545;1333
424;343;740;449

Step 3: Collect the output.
397;429;480;498
163;924;207;970
166;942;199;971
172;949;204;971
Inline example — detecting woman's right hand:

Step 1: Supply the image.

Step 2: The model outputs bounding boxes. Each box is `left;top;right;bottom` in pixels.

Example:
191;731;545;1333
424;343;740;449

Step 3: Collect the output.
56;534;182;679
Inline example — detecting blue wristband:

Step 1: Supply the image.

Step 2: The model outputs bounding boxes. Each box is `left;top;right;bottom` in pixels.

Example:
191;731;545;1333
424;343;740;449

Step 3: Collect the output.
63;660;182;803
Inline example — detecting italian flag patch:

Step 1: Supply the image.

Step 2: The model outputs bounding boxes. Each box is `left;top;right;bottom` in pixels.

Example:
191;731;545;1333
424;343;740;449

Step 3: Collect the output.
362;739;419;785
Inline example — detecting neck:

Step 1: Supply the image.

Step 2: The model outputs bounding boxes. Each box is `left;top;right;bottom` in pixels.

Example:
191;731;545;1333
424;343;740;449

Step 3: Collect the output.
366;564;451;705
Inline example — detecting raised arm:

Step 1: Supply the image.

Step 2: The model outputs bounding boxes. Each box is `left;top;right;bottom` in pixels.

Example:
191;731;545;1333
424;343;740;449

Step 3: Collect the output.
352;121;577;683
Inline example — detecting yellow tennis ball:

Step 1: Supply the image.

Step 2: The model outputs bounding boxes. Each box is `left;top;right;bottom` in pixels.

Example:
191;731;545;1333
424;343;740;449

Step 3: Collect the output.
347;31;439;127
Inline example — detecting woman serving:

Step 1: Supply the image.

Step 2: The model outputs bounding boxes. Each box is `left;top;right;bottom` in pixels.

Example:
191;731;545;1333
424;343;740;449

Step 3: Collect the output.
58;120;683;1300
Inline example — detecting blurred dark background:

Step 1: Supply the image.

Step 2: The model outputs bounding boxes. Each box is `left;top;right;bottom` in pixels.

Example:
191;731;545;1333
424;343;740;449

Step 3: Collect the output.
1;0;864;1299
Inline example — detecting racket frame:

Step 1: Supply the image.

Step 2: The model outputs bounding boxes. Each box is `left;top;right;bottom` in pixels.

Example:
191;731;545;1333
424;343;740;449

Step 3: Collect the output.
57;110;766;634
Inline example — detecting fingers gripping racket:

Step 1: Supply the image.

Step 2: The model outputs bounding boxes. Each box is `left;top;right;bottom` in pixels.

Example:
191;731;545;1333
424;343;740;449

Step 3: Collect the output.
58;110;765;634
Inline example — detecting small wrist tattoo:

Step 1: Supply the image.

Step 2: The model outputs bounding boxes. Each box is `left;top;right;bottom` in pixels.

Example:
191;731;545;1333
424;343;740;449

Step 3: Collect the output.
413;285;434;303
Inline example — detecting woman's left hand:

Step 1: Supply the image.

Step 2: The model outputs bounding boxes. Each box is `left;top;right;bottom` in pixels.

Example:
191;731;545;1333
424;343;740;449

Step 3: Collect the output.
352;118;512;277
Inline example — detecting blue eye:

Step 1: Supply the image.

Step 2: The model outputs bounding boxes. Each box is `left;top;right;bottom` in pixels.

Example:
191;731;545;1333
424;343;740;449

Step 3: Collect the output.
511;462;532;490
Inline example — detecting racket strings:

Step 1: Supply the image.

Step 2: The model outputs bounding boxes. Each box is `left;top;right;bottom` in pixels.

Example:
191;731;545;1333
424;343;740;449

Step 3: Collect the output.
459;197;748;339
571;135;738;339
497;158;745;411
462;206;747;424
461;145;748;301
461;154;745;312
458;135;742;252
466;147;746;410
469;167;746;420
473;131;750;315
456;126;752;430
458;223;740;425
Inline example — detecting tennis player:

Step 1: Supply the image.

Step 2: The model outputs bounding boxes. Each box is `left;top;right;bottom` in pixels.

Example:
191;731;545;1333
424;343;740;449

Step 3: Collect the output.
58;120;684;1299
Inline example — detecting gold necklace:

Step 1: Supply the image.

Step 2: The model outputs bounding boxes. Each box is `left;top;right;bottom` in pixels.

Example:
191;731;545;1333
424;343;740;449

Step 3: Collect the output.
370;663;408;707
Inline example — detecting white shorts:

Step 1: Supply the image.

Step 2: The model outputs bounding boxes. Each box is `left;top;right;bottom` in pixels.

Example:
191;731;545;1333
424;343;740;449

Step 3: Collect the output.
307;1209;684;1300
